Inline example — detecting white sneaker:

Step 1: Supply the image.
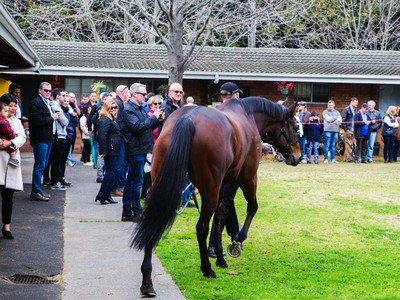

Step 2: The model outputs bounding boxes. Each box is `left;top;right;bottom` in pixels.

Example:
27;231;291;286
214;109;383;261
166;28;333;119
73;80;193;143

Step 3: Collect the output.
301;160;307;164
331;159;339;164
324;159;328;163
83;162;94;166
51;182;67;191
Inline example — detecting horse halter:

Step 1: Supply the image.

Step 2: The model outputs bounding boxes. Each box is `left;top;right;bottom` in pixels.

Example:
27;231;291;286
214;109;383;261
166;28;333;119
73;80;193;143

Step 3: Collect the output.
266;118;299;156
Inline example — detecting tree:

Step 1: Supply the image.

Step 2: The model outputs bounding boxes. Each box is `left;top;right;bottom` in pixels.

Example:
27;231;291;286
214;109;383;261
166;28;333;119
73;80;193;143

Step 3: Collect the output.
112;0;275;84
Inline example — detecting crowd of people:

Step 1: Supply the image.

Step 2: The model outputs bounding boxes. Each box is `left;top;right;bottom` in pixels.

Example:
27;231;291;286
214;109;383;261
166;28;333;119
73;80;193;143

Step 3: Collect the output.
296;98;400;164
1;80;400;244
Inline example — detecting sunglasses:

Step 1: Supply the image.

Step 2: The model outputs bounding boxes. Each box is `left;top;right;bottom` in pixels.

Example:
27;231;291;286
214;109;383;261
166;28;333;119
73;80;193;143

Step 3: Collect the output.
43;89;52;93
110;106;118;109
153;102;162;105
171;90;184;94
135;92;147;96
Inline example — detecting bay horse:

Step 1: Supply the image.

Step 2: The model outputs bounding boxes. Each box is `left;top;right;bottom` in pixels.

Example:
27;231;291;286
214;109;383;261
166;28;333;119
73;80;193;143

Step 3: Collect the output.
132;97;301;296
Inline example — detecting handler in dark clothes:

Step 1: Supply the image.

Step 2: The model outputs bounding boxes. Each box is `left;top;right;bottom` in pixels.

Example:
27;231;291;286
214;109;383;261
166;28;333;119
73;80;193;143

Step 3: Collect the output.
208;82;243;258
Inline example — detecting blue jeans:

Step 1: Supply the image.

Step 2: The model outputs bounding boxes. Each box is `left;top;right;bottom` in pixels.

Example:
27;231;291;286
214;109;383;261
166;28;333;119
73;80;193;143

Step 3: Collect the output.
122;154;145;217
299;136;306;160
113;139;127;190
367;132;377;161
182;180;193;204
323;131;338;161
31;142;52;195
306;141;320;163
97;155;118;197
93;141;104;179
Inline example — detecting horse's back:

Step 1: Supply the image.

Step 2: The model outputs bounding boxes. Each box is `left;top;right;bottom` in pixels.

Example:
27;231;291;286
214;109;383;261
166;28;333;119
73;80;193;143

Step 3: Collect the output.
153;106;236;188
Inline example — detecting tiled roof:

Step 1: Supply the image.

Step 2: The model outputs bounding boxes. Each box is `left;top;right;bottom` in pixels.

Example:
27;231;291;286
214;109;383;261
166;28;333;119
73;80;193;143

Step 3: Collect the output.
30;40;400;84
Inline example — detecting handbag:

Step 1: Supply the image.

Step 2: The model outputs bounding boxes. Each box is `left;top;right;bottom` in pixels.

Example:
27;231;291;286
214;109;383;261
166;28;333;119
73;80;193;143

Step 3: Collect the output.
382;115;397;137
383;125;395;137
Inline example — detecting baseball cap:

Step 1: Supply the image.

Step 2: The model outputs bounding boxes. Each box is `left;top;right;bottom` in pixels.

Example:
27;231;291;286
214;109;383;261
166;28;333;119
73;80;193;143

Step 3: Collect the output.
220;82;243;95
362;103;368;109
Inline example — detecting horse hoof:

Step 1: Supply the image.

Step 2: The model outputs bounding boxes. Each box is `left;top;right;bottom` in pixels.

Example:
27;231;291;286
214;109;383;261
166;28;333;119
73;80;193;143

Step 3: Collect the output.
227;241;242;258
140;284;156;296
203;270;217;278
216;260;228;268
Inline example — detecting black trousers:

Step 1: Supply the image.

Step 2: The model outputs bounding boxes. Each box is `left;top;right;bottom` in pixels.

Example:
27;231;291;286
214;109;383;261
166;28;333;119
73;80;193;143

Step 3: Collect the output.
209;182;240;247
1;186;15;225
82;139;91;163
45;138;67;185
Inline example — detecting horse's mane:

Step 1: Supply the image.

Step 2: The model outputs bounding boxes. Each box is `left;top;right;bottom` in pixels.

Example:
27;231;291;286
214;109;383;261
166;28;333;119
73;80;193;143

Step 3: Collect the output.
223;97;285;118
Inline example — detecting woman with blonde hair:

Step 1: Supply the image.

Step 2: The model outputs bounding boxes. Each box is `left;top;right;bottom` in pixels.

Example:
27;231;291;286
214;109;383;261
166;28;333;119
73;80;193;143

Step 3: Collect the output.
382;105;399;163
95;99;121;204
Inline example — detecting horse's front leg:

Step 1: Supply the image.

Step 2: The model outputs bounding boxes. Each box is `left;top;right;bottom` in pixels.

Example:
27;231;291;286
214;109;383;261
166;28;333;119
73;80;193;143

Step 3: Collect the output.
229;183;258;256
140;244;156;296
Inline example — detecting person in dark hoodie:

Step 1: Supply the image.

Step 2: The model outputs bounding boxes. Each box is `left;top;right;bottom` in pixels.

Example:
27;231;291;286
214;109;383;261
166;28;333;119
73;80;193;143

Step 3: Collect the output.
303;111;323;164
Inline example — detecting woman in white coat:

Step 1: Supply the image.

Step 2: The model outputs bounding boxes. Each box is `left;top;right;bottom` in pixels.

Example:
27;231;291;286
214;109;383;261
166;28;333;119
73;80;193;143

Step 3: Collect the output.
0;94;26;239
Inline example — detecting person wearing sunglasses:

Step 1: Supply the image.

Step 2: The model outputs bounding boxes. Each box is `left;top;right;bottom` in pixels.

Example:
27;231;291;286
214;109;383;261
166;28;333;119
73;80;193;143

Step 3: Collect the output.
28;82;61;202
159;82;184;133
120;83;164;222
110;85;130;198
146;96;164;142
95;99;121;205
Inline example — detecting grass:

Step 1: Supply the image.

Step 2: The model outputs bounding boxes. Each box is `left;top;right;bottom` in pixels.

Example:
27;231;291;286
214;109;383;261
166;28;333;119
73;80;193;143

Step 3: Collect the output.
155;158;400;299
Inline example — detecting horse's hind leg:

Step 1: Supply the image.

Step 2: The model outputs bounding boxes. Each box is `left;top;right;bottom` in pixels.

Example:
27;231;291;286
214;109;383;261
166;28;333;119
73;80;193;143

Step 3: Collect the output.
195;191;219;278
140;245;156;296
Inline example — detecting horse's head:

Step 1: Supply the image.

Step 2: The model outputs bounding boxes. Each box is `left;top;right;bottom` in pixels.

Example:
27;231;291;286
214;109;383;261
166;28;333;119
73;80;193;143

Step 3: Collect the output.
264;101;301;166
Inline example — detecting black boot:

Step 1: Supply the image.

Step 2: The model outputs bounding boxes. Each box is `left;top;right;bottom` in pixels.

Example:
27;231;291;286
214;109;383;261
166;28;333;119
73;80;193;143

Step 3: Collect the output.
2;227;14;239
95;195;108;205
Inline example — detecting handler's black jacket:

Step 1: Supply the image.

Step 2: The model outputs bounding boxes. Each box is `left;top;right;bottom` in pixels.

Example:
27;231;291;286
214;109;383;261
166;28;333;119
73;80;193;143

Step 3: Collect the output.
97;116;121;156
122;100;161;156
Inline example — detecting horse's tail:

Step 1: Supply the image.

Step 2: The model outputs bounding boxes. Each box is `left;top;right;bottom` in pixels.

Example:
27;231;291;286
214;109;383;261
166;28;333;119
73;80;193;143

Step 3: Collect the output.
131;115;195;251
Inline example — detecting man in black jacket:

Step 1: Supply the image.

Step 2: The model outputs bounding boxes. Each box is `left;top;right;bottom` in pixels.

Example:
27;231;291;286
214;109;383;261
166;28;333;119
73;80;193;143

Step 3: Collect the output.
341;97;358;162
121;83;164;222
111;85;130;197
28;82;60;201
159;82;183;133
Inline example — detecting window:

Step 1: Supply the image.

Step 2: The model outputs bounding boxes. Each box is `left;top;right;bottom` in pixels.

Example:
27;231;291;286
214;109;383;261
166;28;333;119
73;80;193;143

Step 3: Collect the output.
65;78;159;100
294;83;330;103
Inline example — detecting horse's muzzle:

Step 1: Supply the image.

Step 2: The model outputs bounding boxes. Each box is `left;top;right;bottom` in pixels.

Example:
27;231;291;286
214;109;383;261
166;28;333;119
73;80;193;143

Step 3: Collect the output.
284;154;301;166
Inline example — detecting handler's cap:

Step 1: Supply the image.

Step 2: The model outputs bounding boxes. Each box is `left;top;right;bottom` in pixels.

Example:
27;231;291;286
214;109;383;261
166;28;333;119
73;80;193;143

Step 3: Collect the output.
362;103;368;109
297;101;307;106
220;82;243;95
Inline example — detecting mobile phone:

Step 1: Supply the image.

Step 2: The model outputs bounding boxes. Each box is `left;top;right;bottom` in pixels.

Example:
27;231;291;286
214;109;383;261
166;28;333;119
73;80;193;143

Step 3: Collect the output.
159;108;164;112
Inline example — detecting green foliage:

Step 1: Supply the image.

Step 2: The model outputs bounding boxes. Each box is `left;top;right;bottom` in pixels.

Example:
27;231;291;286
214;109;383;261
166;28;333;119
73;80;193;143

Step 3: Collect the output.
156;159;400;299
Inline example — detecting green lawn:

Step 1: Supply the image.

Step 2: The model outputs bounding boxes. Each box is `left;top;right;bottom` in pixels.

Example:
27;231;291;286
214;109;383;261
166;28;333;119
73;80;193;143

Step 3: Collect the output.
155;159;400;299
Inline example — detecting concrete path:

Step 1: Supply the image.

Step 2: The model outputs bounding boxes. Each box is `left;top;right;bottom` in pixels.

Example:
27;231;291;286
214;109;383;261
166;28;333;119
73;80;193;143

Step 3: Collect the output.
0;152;185;300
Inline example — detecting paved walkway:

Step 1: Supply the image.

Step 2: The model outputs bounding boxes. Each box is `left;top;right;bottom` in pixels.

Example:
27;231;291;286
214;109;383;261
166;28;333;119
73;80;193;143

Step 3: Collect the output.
0;152;185;300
